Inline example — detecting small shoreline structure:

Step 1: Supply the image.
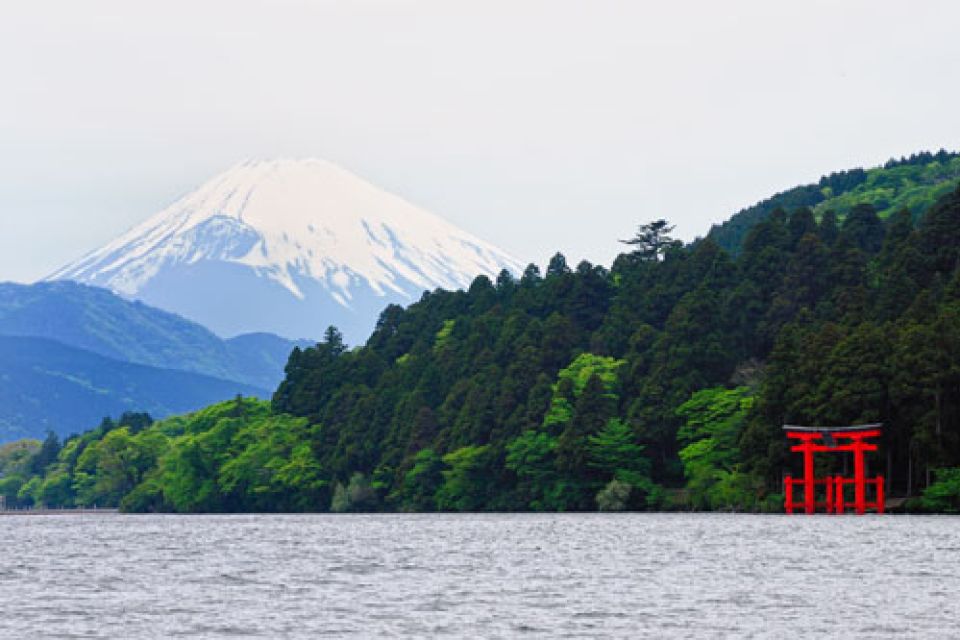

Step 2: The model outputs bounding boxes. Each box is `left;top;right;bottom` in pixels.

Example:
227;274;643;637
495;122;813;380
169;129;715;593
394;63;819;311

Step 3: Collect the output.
0;504;118;516
783;424;885;515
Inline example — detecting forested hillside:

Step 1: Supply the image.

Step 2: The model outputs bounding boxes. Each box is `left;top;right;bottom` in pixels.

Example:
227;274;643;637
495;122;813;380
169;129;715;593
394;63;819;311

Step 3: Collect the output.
5;177;960;513
708;149;960;255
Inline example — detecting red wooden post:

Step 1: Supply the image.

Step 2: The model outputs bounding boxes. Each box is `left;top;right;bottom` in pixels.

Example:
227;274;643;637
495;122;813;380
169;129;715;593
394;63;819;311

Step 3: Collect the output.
853;437;866;515
803;437;815;515
835;476;844;514
876;475;885;514
785;475;794;514
826;474;833;513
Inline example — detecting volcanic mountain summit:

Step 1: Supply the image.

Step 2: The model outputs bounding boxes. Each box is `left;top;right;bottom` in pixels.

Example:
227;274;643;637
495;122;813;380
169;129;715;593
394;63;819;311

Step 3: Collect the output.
51;159;522;342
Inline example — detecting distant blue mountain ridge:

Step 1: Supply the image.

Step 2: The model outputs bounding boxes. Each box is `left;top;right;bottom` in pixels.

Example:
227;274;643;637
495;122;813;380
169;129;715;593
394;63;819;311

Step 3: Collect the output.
0;281;313;441
0;335;269;441
0;281;312;388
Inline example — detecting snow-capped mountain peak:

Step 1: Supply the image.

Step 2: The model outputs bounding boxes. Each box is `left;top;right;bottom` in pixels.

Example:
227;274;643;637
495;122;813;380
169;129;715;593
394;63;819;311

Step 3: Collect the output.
50;158;523;342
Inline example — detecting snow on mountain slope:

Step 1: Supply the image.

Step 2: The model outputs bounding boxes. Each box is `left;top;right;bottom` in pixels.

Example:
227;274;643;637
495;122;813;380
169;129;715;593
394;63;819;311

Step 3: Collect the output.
50;159;523;343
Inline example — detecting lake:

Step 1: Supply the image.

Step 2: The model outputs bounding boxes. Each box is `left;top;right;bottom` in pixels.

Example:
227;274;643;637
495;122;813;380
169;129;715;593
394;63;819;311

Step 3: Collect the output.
1;513;957;638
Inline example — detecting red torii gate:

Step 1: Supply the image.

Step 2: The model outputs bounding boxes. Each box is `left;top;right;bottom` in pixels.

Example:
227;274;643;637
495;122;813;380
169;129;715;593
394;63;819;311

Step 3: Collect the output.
783;424;884;515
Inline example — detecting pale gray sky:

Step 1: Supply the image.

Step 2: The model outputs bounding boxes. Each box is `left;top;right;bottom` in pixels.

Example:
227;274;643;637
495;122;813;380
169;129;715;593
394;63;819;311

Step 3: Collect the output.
2;0;958;282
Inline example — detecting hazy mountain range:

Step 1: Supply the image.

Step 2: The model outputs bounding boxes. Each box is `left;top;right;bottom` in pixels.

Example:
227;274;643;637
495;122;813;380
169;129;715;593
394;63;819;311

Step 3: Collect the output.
0;335;267;441
0;281;310;440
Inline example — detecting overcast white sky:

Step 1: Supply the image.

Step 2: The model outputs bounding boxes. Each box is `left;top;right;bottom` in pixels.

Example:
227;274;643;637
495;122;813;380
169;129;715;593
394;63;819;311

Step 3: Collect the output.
1;0;958;282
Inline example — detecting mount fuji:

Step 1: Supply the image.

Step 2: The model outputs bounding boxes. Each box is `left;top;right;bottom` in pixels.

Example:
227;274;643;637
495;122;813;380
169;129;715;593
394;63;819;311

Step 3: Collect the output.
50;159;523;343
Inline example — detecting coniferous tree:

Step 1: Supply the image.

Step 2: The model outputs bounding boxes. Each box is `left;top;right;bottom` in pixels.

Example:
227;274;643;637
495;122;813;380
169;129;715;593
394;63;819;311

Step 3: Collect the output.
620;219;681;261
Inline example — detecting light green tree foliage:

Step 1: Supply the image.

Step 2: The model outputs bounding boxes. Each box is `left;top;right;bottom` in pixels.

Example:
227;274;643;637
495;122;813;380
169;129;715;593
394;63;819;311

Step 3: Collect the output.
0;439;40;475
56;398;325;513
813;156;960;222
542;353;624;432
557;353;624;398
38;470;74;507
152;399;330;513
0;439;40;508
434;319;456;351
153;423;236;512
921;468;960;513
436;445;491;511
3;397;335;513
218;414;325;511
73;427;166;507
17;476;42;506
676;387;759;511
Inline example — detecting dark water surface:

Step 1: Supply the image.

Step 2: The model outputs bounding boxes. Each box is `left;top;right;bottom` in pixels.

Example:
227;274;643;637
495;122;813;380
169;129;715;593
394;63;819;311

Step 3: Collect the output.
1;513;957;638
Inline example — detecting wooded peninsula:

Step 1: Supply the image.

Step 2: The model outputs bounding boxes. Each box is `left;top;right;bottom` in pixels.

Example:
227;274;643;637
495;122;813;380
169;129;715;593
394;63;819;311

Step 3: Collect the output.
3;152;960;514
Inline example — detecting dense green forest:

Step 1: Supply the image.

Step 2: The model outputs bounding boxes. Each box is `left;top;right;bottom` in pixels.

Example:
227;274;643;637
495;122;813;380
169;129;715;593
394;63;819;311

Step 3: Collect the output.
5;167;960;513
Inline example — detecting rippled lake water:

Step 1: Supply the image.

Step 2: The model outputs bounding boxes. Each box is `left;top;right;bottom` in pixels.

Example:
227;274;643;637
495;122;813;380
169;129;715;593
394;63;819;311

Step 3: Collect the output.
1;513;958;638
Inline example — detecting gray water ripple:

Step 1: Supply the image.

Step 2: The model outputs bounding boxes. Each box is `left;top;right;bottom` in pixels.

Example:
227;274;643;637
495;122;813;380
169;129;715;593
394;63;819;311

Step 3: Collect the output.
0;513;958;638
